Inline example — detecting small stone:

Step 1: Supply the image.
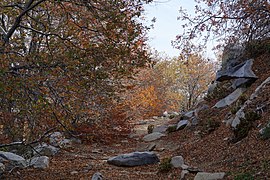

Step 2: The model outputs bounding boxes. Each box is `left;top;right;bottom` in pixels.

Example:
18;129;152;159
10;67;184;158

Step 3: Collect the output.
170;156;184;168
181;164;189;170
194;172;225;180
70;171;79;175
29;156;49;169
33;143;59;156
49;132;64;146
91;172;103;180
180;170;189;180
148;143;156;151
177;120;190;130
0;163;5;174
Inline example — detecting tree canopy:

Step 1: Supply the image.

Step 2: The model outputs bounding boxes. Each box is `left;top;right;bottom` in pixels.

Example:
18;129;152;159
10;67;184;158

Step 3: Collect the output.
174;0;270;53
0;0;153;143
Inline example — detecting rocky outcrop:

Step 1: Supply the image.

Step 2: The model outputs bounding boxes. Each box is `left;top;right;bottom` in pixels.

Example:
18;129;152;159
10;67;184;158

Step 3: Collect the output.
228;76;270;128
107;152;159;167
216;59;257;81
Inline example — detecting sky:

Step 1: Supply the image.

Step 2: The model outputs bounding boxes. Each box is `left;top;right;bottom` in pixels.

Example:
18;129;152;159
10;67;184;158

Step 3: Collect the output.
144;0;216;59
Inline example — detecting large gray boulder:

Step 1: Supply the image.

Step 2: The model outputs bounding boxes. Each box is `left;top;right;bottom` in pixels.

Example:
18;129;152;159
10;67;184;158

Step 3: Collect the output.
0;151;27;168
194;172;225;180
107;152;159;167
143;132;165;142
216;59;257;81
214;88;246;108
33;143;59;156
29;156;49;169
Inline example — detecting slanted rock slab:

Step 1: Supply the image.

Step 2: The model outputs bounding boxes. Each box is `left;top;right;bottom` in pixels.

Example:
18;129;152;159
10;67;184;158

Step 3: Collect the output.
216;59;257;81
214;88;246;108
153;125;168;133
0;151;27;168
107;151;159;167
143;132;165;142
194;172;225;180
177;120;190;130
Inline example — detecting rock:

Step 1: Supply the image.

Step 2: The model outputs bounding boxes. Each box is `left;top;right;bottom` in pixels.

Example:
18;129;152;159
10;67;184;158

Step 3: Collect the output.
187;167;203;173
107;151;159;167
92;172;103;180
83;163;93;173
70;171;79;175
180;170;189;180
191;117;199;125
177;120;190;130
147;143;156;151
49;132;72;147
29;156;49;169
0;151;27;168
143;132;165;142
194;172;225;180
182;110;194;119
181;164;189;170
170;156;184;168
34;143;59;156
207;81;218;94
214;88;246;108
0;162;5;174
229;76;270;128
216;59;257;81
70;137;82;144
153;125;168;133
49;132;64;146
163;111;169;117
232;78;254;89
60;138;73;147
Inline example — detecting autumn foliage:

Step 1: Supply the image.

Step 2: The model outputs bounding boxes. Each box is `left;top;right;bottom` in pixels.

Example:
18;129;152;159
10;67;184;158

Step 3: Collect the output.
0;0;152;143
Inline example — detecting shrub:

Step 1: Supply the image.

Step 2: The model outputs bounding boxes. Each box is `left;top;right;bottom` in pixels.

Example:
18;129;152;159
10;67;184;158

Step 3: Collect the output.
232;111;261;143
158;157;172;173
147;124;154;134
166;125;177;133
260;124;270;140
234;172;254;180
